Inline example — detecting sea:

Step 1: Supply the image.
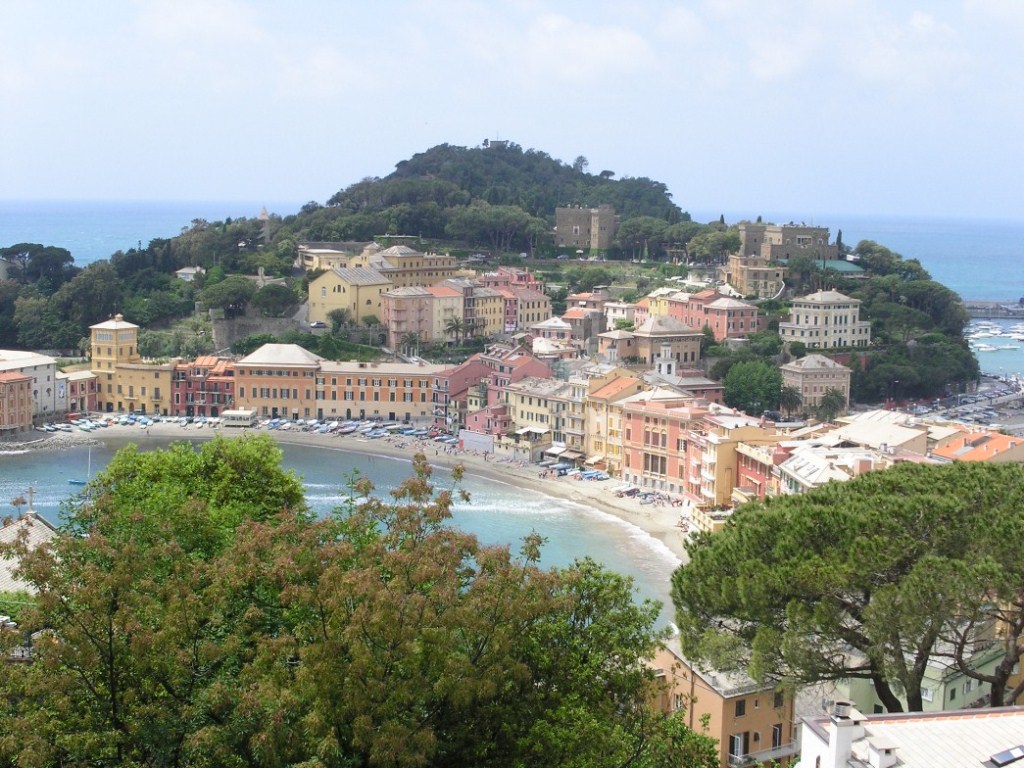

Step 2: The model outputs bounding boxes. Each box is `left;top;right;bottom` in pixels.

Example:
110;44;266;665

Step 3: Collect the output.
2;201;1024;614
0;437;681;621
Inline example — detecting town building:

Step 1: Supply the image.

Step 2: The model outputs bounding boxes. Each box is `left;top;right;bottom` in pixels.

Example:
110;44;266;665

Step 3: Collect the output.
778;290;871;349
60;370;99;415
0;508;57;594
649;289;763;341
231;343;445;423
0;372;33;438
554;205;618;252
296;241;372;271
349;244;458;288
174;265;205;282
114;361;176;416
652;644;798;768
584;374;647;474
476;266;545;293
0;350;60;421
620;389;709;495
799;703;1024;768
631;315;703;367
721;222;836;300
381;286;436;351
930;428;1024;463
307;266;392;325
780;354;852;412
172;355;235;418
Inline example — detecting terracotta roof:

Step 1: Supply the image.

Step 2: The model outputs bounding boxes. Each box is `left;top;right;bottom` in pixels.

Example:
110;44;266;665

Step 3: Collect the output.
426;286;462;298
561;307;590;320
931;430;1024;462
0;371;31;383
589;375;642;400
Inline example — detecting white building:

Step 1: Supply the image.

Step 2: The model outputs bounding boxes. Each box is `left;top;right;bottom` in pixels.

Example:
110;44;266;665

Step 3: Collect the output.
0;350;59;420
778;290;871;349
799;703;1024;768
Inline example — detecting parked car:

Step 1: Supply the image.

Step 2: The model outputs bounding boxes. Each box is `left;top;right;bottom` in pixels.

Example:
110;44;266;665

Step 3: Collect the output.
309;321;327;328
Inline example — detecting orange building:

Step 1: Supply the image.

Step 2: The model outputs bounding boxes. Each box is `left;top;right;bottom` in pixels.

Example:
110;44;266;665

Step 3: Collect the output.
652;644;797;768
231;343;445;423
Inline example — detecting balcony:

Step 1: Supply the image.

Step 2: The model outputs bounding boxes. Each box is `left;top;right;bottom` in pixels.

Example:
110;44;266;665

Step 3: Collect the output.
729;741;798;767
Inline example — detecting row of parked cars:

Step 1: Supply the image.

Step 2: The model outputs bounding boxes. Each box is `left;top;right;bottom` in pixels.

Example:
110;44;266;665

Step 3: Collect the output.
255;418;460;444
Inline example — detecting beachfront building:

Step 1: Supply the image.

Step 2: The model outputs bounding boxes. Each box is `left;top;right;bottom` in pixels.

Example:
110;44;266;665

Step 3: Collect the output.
172;355;235;418
554;205;618;253
778;290;871;349
231;343;445;423
0;350;60;421
307;266;392;326
684;412;788;533
780;353;852;412
0;372;33;438
114;361;176;417
584;374;648;474
652;644;798;768
799;703;1024;768
501;377;572;444
619;389;709;495
61;370;100;415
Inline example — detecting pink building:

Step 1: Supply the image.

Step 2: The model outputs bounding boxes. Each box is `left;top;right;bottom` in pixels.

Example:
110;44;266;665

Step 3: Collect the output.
663;290;763;341
620;392;710;495
172;356;235;417
477;266;545;292
0;372;33;438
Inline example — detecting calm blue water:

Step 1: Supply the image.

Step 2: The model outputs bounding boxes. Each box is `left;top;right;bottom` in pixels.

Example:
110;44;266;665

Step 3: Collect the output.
0;438;680;621
0;200;300;265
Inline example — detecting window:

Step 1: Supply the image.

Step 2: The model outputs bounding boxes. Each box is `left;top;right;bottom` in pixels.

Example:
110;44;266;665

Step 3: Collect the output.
735;699;746;717
774;691;784;709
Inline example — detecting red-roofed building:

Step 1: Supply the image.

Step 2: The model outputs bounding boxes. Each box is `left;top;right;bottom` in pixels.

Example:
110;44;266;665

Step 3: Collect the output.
659;290;763;341
477;266;545;292
931;429;1024;463
172;355;235;418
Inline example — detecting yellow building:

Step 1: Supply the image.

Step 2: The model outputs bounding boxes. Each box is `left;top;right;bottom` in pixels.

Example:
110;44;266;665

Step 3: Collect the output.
89;314;177;415
90;314;141;374
308;267;392;325
502;377;571;437
584;374;647;474
114;362;176;416
472;287;505;337
349;244;458;288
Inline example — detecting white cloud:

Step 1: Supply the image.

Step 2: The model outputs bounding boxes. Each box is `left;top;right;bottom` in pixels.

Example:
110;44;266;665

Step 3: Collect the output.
519;13;655;83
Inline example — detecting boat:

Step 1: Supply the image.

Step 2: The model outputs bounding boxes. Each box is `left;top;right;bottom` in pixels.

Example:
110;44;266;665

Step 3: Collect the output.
973;343;998;352
68;446;92;486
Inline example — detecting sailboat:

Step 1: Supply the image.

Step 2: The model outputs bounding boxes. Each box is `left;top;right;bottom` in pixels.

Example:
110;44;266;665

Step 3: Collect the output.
68;446;91;486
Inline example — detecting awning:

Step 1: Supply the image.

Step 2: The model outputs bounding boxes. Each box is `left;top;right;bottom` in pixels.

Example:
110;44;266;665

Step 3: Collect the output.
585;454;605;465
515;426;549;436
544;445;567;456
561;450;584;460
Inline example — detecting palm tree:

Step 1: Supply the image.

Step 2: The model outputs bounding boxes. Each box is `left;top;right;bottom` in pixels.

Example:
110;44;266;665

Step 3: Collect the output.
779;385;803;417
400;332;421;357
816;387;848;423
444;317;465;346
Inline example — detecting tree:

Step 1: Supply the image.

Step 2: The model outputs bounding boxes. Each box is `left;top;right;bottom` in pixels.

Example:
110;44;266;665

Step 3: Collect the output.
672;461;1024;712
0;444;718;766
249;282;297;317
400;331;421;356
445;316;466;345
816;386;848;422
199;274;256;318
327;307;352;332
722;360;782;416
778;385;802;417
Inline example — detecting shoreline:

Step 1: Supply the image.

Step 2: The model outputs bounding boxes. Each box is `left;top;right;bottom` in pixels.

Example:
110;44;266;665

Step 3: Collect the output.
10;423;692;562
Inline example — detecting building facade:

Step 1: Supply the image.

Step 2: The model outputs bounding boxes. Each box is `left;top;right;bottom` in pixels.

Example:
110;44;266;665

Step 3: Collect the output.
554;205;618;252
778;290;872;349
780;353;852;411
0;372;33;438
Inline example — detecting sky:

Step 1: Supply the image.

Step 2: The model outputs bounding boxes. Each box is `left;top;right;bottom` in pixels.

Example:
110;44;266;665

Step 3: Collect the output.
3;0;1023;220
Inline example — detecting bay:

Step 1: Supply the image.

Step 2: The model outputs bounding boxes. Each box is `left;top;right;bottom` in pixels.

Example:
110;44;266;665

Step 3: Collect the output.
0;436;681;623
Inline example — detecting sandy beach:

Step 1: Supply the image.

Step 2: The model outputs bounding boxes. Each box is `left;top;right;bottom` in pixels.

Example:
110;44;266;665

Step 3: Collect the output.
10;422;692;562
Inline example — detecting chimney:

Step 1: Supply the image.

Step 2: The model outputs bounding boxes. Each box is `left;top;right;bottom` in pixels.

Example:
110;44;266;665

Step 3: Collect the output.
867;738;898;768
826;702;865;768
